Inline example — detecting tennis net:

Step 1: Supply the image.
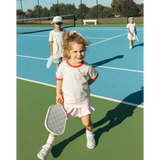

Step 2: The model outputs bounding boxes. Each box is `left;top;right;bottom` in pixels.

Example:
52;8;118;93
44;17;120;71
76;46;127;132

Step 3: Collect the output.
17;14;77;28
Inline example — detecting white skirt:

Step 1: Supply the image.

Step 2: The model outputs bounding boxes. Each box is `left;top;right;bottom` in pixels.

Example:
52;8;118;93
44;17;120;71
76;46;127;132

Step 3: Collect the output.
127;33;136;41
62;105;95;120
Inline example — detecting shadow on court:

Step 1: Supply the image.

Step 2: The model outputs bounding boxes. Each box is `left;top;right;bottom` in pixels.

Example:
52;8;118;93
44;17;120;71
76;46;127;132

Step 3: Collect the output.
17;28;53;35
134;42;144;48
93;86;143;146
51;87;143;158
17;26;73;35
91;55;124;68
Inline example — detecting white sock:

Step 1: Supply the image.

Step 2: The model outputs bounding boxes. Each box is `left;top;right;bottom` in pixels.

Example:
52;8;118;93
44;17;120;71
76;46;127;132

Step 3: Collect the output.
86;129;93;135
46;135;56;145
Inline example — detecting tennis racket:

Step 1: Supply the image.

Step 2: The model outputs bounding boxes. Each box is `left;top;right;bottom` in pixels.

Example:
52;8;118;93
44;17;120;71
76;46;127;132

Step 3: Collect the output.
136;35;139;42
46;56;53;68
45;93;67;135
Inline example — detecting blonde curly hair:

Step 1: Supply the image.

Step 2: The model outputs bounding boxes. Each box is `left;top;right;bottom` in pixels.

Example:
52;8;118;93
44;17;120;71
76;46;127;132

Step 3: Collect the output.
63;31;90;59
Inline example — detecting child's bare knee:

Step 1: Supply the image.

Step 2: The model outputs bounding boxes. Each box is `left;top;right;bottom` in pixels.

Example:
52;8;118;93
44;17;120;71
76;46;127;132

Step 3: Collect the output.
82;121;90;127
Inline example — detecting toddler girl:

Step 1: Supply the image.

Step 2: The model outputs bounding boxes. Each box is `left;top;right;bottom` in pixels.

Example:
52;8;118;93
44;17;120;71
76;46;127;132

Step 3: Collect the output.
126;17;137;49
37;30;99;160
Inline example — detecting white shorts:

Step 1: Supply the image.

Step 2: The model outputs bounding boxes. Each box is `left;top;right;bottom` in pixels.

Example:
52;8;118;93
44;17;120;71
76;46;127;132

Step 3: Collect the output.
52;57;64;63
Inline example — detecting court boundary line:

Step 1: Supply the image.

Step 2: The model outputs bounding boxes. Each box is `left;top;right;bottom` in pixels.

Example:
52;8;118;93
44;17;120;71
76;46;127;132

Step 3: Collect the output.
89;32;127;47
17;77;143;108
17;31;143;73
18;32;127;46
17;27;143;30
92;65;143;73
17;54;47;60
17;54;143;73
18;34;107;40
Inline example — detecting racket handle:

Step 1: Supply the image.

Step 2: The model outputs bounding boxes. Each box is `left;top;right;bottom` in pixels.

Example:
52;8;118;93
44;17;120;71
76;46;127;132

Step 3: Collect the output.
57;92;63;105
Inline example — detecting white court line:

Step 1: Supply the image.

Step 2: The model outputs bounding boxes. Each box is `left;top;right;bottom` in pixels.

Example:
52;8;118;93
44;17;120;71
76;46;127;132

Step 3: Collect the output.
86;37;106;39
18;34;107;39
18;34;49;37
18;32;127;42
17;27;143;30
17;54;47;60
89;32;127;47
17;77;143;108
17;55;143;73
17;32;143;73
68;28;143;31
93;65;143;73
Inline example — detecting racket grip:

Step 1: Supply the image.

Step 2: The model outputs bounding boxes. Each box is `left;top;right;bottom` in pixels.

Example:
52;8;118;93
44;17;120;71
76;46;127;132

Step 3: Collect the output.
57;92;63;105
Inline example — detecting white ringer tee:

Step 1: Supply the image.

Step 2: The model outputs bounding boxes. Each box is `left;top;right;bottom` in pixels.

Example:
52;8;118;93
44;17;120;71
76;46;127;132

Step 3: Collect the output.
56;60;99;108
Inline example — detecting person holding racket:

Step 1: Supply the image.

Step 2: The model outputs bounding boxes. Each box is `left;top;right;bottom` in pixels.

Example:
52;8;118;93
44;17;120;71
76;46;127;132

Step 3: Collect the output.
49;16;66;69
37;30;99;160
126;17;137;49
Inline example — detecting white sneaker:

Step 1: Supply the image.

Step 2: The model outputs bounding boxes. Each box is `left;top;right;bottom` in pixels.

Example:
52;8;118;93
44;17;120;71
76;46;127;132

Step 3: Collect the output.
86;132;96;149
129;45;132;49
37;143;52;160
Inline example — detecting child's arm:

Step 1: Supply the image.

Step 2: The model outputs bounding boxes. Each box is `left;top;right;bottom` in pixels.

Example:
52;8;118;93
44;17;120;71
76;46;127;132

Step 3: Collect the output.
88;73;99;86
88;78;96;86
135;24;137;35
127;27;134;36
88;66;99;86
56;80;63;102
126;28;130;33
50;42;53;56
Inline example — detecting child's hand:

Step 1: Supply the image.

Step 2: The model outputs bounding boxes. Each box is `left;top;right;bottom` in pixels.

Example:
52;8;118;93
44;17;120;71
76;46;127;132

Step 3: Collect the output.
56;93;64;104
50;52;53;56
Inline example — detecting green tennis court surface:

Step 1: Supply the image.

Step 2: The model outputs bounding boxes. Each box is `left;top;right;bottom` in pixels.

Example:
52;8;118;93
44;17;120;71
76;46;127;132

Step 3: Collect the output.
17;79;143;160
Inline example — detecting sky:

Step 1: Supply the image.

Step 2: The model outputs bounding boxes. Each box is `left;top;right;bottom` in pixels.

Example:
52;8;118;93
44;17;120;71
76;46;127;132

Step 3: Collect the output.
16;0;143;12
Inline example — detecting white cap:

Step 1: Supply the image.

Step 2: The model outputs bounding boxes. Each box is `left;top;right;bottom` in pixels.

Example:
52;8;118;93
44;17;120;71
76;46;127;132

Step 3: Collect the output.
51;16;63;24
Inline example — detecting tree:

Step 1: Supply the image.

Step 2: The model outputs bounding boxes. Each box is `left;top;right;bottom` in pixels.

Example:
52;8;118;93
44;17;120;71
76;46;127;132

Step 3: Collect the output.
137;3;147;16
33;5;43;18
58;3;66;15
111;0;122;15
99;7;114;18
50;4;59;16
72;3;89;21
121;0;140;17
65;3;76;14
41;7;50;17
50;3;76;16
26;9;34;18
18;2;143;20
111;0;141;17
86;5;105;19
17;9;25;16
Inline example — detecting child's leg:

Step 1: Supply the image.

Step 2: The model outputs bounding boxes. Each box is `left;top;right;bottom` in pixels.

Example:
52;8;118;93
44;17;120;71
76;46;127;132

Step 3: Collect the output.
81;114;93;131
47;133;57;144
56;63;60;69
37;133;57;160
81;114;96;149
129;40;132;49
133;39;135;45
129;40;132;46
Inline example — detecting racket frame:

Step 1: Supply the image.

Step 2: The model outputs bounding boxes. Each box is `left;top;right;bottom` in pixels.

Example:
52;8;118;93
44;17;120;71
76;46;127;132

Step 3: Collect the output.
46;56;53;68
45;103;67;135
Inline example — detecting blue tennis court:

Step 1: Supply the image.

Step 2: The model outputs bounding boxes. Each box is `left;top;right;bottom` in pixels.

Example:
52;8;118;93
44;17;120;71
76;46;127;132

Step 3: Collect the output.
17;27;143;107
